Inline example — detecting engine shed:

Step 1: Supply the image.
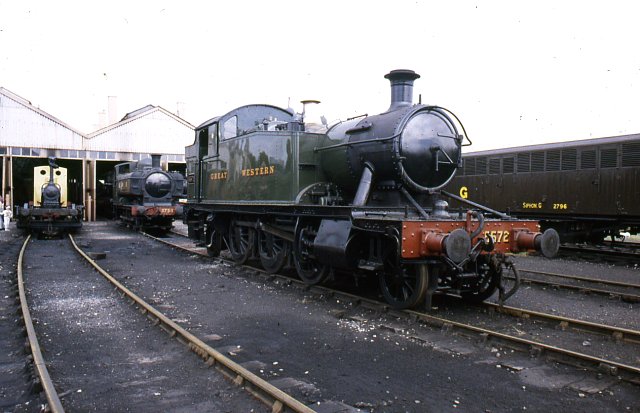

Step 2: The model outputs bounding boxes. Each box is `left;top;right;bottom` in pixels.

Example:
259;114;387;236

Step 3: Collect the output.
0;87;193;220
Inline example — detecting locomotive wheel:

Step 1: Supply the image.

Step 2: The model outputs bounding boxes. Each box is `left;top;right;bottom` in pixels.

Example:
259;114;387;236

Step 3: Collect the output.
460;257;500;303
258;230;289;274
379;260;429;310
227;219;255;264
293;220;329;284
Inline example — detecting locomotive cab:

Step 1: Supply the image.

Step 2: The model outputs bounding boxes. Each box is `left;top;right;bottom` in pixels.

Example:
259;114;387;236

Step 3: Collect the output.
185;104;331;205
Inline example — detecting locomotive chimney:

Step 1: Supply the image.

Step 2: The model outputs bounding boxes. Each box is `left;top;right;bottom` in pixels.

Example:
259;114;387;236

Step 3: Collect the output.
151;154;161;169
384;69;421;111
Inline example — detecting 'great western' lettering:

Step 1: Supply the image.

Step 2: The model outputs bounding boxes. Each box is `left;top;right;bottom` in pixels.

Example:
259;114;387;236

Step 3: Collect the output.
210;171;228;180
242;165;276;177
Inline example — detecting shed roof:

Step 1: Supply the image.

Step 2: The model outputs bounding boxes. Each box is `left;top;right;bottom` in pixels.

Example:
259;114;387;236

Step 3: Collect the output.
86;104;193;138
0;87;86;137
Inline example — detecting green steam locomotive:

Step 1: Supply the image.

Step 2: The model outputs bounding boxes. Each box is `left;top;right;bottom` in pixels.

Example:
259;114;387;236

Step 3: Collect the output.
184;70;558;309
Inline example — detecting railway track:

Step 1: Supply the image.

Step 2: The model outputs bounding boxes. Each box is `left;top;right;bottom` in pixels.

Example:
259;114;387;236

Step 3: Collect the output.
160;228;640;302
17;233;315;412
484;302;640;343
509;268;640;302
67;234;314;413
560;243;640;263
145;229;640;386
16;235;65;413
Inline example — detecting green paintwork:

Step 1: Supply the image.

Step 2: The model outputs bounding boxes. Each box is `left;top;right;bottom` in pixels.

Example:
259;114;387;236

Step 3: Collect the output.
186;106;328;204
202;131;325;202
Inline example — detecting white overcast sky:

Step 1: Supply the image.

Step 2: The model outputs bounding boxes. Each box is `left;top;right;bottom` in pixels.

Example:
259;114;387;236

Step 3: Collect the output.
1;0;638;151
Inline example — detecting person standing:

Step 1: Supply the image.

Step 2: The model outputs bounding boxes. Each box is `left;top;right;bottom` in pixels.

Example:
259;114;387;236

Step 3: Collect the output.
0;201;4;230
2;206;12;231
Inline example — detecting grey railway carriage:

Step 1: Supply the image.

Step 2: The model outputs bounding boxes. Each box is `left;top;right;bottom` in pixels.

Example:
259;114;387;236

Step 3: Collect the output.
112;155;185;233
184;70;559;309
16;157;83;236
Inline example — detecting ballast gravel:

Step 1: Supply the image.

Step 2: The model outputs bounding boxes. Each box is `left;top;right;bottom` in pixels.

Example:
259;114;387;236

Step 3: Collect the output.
62;222;640;412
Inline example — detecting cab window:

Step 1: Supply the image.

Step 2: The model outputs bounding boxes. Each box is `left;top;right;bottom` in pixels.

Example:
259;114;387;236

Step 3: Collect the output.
222;116;237;140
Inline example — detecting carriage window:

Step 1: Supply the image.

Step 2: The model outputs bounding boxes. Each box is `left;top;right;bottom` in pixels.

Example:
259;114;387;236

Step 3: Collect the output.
475;157;487;175
222;116;238;140
531;151;544;172
517;153;530;173
489;158;501;175
561;149;577;170
502;157;514;174
600;148;618;168
545;150;560;171
580;150;596;169
622;142;640;167
464;157;476;175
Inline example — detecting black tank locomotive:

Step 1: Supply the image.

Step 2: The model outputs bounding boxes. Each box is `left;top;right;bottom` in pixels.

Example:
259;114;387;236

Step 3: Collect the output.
113;155;184;232
185;70;559;309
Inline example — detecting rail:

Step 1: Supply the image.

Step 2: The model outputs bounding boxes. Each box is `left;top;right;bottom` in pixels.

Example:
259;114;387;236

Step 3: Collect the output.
17;235;65;413
519;268;640;289
483;302;640;343
507;269;640;302
147;230;640;385
68;234;316;413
